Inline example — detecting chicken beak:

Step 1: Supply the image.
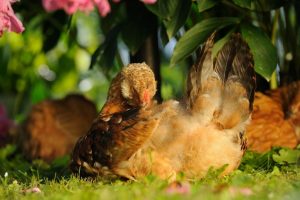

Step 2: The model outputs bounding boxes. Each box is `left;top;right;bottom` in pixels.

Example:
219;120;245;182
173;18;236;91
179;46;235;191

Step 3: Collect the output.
141;90;150;107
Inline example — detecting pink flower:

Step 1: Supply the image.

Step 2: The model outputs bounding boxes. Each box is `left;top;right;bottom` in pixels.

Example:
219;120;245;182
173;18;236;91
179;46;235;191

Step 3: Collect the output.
42;0;156;17
42;0;63;12
140;0;157;4
42;0;94;14
93;0;110;17
43;0;110;16
0;0;25;37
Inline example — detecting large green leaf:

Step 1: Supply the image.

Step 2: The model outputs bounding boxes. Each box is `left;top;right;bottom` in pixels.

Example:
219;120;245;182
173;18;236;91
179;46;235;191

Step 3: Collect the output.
241;24;277;80
163;0;191;38
158;0;177;18
146;1;175;21
171;17;240;66
101;2;126;34
232;0;251;8
231;0;286;11
197;0;219;12
42;11;68;52
90;25;121;69
145;3;161;17
121;2;156;54
147;0;191;39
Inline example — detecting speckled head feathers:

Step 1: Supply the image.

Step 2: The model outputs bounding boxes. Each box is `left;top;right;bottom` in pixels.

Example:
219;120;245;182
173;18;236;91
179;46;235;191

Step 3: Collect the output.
120;63;156;106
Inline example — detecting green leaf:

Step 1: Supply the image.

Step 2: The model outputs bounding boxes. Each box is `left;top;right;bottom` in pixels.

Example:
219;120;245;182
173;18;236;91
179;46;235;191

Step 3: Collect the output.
90;25;121;69
158;0;177;19
30;81;49;104
0;145;17;160
159;25;169;47
231;0;285;11
42;11;68;52
241;24;277;80
211;29;235;59
197;0;219;12
145;3;161;17
232;0;251;8
273;148;300;165
171;17;240;66
163;1;191;38
101;2;126;33
147;0;191;39
121;2;156;54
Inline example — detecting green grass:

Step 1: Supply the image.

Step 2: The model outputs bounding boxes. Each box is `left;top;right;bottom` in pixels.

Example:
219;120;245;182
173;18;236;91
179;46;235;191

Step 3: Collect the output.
0;145;299;200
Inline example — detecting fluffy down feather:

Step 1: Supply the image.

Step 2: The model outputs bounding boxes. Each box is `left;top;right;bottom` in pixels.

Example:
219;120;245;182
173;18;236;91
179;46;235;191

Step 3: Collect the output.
114;33;256;180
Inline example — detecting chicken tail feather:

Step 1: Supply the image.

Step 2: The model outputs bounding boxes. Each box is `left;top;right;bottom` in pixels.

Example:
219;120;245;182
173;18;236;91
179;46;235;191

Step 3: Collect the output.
187;32;256;129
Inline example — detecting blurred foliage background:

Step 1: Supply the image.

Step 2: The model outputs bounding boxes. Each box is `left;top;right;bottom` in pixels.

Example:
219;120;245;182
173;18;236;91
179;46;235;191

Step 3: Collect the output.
1;0;300;122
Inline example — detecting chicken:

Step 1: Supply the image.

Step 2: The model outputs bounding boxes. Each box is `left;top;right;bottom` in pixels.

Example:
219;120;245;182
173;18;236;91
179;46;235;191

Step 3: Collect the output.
19;94;97;162
71;33;256;180
111;33;256;180
70;63;159;178
246;82;300;152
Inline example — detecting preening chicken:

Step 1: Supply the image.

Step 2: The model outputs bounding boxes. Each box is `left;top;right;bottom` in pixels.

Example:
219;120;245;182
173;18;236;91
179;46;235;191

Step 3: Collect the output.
70;63;159;177
246;82;300;152
19;94;97;162
71;33;256;180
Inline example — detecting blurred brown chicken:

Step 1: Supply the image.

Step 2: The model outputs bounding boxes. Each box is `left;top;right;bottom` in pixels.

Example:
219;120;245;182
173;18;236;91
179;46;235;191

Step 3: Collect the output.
71;33;256;180
246;82;300;152
19;94;97;162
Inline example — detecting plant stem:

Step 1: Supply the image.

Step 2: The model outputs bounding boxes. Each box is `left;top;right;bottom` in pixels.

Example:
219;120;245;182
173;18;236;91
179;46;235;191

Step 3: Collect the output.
270;10;280;89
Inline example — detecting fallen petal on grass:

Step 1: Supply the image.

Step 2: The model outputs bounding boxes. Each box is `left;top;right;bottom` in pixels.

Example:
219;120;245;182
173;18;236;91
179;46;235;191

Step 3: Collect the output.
228;186;253;196
165;181;191;195
23;186;42;194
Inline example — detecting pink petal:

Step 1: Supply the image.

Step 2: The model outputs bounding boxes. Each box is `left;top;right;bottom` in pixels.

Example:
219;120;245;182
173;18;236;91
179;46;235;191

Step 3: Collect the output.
31;187;42;193
228;187;253;196
43;0;95;15
140;0;157;4
63;0;80;14
8;12;24;33
165;181;191;195
78;0;94;13
94;0;111;17
42;0;64;12
0;0;24;36
23;186;42;194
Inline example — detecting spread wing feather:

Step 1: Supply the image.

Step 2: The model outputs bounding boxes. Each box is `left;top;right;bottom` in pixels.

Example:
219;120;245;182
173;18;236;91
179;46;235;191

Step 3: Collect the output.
70;107;159;177
186;33;255;129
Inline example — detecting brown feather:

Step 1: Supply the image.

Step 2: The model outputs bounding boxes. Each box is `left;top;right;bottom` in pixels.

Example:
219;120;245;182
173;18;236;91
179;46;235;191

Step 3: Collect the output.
108;33;256;180
19;94;97;162
246;81;300;152
71;33;256;180
70;63;159;178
